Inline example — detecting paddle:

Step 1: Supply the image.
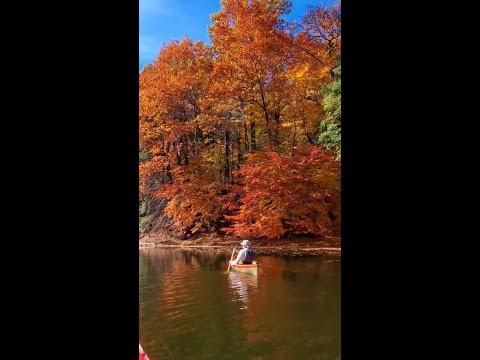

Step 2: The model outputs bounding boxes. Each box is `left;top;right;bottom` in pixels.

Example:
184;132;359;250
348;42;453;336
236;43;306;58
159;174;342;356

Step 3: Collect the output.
225;248;235;274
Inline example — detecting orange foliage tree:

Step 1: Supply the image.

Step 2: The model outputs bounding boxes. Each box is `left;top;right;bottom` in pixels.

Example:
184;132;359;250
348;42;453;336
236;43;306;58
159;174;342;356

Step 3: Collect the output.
221;146;340;238
139;38;222;234
209;0;295;149
139;0;342;239
296;1;341;80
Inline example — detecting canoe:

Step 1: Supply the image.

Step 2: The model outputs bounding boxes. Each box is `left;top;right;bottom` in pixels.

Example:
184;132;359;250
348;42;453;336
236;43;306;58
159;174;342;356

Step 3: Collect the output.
232;262;259;275
139;344;150;360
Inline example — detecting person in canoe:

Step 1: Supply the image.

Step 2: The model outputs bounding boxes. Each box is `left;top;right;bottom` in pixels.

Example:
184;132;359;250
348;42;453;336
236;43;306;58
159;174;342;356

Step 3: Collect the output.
230;240;256;265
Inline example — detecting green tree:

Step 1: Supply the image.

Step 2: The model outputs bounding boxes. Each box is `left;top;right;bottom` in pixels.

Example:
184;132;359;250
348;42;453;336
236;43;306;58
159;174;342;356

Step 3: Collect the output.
318;66;341;159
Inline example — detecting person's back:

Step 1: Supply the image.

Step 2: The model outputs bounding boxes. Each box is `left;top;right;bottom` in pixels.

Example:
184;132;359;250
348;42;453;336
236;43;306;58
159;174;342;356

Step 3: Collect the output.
230;240;256;265
242;248;256;264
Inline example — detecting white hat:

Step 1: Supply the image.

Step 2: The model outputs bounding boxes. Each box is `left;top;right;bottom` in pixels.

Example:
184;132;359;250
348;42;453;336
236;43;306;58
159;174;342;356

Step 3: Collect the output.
240;239;251;247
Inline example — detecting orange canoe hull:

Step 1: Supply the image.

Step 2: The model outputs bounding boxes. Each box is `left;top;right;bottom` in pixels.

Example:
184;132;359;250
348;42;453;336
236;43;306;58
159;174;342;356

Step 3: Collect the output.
232;263;259;275
139;344;150;360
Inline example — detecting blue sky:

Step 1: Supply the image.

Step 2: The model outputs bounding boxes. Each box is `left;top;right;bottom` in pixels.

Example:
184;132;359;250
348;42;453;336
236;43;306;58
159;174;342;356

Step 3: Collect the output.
139;0;336;71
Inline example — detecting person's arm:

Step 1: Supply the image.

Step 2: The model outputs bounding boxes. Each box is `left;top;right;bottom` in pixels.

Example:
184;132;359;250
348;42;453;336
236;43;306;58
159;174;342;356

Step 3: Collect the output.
230;249;246;265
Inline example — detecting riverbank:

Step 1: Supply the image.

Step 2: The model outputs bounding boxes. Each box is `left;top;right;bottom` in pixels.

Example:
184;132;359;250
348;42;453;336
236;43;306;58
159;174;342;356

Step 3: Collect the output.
139;232;341;255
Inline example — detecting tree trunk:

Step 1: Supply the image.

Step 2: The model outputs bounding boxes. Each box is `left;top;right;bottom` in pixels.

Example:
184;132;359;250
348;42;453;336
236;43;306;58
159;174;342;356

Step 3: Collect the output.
273;112;281;146
165;163;173;183
291;117;297;155
250;119;256;153
244;120;249;154
236;128;242;169
194;125;198;157
224;128;231;184
173;141;181;165
181;134;189;165
259;91;272;143
302;112;314;144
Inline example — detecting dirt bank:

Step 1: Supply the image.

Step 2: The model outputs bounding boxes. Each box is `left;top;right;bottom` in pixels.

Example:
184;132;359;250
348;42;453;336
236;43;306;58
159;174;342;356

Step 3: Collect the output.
139;231;341;255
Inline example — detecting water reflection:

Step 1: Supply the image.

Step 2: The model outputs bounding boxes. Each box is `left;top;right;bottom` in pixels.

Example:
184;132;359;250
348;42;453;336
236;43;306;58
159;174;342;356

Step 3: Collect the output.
227;271;258;309
140;248;341;360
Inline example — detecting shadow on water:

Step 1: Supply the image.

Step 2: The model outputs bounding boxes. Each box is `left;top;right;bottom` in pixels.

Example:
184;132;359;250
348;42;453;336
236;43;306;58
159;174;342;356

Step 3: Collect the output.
140;248;340;360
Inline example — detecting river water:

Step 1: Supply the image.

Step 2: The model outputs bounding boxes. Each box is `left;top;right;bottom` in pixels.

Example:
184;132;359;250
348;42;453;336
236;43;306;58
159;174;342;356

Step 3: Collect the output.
140;248;340;359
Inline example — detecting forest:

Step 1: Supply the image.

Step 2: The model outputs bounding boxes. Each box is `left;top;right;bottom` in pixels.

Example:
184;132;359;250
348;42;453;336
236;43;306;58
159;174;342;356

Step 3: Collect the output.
139;0;341;240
